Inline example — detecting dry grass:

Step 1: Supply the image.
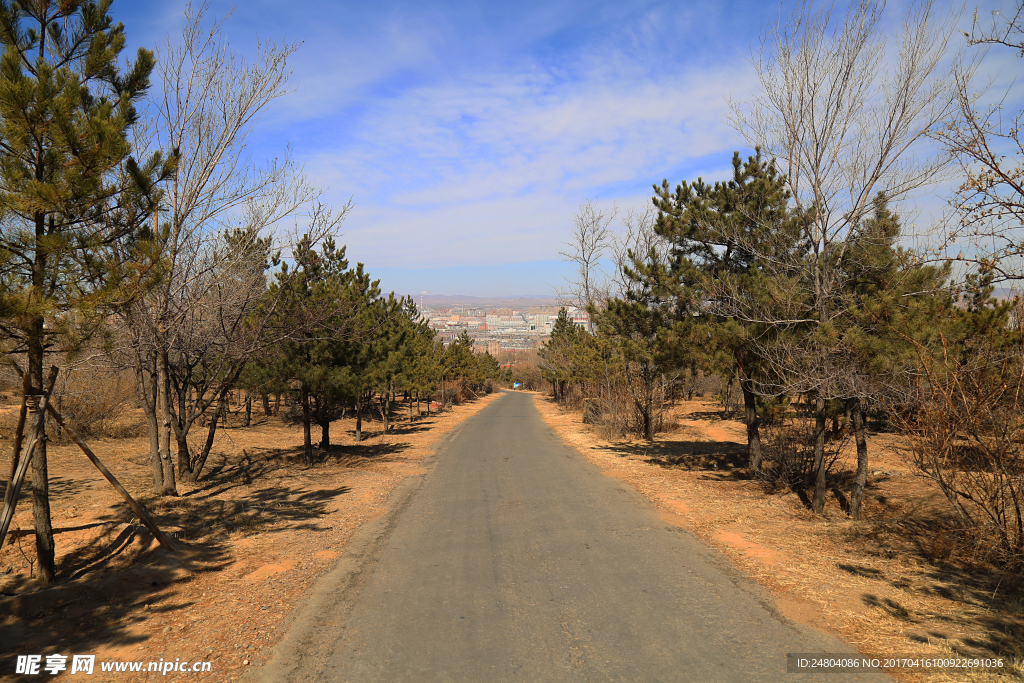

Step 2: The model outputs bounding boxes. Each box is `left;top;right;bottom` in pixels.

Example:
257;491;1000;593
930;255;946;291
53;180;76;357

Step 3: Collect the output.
533;394;1024;683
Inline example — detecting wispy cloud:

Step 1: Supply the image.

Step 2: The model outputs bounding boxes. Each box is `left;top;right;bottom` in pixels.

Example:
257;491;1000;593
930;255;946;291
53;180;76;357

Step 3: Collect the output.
121;0;1016;296
299;36;756;267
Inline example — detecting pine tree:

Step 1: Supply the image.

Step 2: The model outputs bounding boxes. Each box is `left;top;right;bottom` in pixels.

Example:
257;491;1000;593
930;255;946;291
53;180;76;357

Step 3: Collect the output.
264;237;380;462
538;309;583;401
835;195;951;517
645;151;803;468
0;0;166;582
597;292;679;441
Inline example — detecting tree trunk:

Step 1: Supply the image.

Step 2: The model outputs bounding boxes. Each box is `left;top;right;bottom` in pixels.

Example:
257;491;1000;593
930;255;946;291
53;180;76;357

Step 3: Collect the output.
643;376;655;441
849;397;869;519
722;375;735;419
185;398;224;484
135;357;164;492
320;418;331;451
54;394;62;439
301;384;313;465
5;372;30;502
173;418;191;480
317;394;331;451
812;393;827;513
355;397;363;442
156;351;178;496
261;393;271;417
379;393;390;433
28;357;55;582
26;208;55;583
740;377;762;471
243;392;252;427
274;393;280;416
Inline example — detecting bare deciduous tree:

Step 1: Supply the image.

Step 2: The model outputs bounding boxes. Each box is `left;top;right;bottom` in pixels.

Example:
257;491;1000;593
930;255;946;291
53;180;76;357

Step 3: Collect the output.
610;206;666;298
891;324;1024;571
559;199;616;331
932;2;1023;280
117;3;343;495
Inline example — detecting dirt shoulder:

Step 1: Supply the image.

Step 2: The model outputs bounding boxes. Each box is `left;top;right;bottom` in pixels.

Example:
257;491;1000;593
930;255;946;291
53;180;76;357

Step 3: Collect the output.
1;393;499;682
532;393;1024;683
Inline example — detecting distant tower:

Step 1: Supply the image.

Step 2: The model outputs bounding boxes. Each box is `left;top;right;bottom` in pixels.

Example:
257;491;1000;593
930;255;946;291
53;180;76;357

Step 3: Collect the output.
420;290;429;312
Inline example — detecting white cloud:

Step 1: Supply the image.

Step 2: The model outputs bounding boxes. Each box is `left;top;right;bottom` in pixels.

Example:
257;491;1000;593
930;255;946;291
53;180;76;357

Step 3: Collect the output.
302;52;756;267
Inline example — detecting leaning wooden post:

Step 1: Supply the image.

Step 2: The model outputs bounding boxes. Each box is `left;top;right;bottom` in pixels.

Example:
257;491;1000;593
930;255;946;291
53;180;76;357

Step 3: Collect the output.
2;369;31;511
45;404;177;554
0;367;57;552
0;429;43;553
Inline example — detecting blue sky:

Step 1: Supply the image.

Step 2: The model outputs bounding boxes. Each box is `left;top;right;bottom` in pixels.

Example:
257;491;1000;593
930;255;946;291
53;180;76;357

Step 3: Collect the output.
115;0;1017;298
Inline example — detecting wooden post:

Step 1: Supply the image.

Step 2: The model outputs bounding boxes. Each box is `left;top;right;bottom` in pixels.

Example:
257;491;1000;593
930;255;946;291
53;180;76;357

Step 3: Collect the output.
0;428;42;553
0;366;57;553
2;370;30;510
45;404;177;553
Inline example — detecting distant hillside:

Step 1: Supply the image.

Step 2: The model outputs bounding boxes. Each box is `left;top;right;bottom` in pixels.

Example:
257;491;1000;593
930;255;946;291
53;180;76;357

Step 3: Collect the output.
420;294;561;309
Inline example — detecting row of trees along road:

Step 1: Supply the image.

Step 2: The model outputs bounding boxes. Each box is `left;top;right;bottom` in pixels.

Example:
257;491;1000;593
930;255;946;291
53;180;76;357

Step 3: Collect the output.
546;0;1024;571
0;2;507;584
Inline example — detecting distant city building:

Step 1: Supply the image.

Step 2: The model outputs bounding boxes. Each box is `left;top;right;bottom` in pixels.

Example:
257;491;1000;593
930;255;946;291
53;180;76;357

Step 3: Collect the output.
417;303;589;350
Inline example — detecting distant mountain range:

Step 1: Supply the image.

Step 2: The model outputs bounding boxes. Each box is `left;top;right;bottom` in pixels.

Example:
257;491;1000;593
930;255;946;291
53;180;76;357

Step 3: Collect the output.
419;294;562;308
415;287;1022;310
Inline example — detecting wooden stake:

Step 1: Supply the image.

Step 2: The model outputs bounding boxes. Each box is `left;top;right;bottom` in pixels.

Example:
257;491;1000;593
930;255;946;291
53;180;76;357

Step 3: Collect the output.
45;404;177;554
2;368;30;511
0;366;57;552
0;427;42;552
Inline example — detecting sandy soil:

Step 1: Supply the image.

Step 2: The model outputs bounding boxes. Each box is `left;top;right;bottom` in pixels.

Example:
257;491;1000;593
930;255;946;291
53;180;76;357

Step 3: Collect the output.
531;393;1024;683
0;392;499;682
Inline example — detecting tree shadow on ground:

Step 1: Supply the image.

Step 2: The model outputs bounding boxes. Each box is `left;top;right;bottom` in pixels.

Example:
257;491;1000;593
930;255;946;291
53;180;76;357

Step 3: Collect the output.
144;484;350;544
321;442;410;464
1;475;93;504
386;421;432;437
0;537;229;682
600;438;751;481
837;519;1024;664
0;395;473;679
682;409;735;421
0;445;357;680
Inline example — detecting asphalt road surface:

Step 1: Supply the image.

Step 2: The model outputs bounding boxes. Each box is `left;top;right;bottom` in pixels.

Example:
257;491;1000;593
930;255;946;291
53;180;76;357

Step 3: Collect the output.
261;390;890;683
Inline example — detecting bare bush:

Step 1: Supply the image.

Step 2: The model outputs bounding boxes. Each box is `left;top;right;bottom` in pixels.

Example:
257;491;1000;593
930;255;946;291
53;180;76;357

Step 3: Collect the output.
758;417;846;503
436;379;469;408
510;361;548;392
582;379;675;441
49;370;146;442
892;331;1024;573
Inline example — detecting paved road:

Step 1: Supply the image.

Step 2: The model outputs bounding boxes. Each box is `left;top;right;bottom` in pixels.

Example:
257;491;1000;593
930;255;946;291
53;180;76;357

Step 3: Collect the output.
263;391;889;682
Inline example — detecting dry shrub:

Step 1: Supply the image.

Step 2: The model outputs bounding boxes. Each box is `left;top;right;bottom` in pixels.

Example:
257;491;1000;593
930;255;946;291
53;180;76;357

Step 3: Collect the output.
715;375;744;419
437;379;468;408
756;395;791;426
48;369;145;442
672;371;720;401
511;361;548;392
581;383;674;440
758;417;845;495
893;332;1024;574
